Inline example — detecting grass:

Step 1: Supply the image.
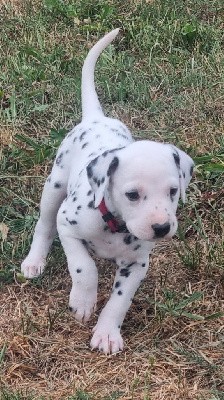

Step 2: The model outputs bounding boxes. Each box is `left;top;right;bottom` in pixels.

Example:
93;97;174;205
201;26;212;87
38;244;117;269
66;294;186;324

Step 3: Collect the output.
0;0;224;399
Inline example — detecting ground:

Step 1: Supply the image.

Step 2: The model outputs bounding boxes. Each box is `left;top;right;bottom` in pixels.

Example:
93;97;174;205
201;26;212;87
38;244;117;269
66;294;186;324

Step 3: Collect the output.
0;0;223;399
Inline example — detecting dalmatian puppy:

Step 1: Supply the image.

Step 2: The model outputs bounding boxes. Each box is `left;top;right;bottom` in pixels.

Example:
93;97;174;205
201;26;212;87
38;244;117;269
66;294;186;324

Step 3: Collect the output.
21;29;194;354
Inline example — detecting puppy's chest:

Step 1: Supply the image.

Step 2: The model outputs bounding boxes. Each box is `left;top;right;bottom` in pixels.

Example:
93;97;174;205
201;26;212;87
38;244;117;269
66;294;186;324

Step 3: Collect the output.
82;232;143;260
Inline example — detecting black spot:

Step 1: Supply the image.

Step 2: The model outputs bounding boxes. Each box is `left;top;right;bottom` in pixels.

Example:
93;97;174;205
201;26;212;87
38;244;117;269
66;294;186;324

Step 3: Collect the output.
118;325;121;329
56;152;63;166
101;177;105;184
133;244;141;251
82;142;88;149
62;210;66;214
93;177;99;186
107;157;119;177
81;239;88;247
117;224;129;233
76;269;82;273
87;190;92;196
88;200;95;209
102;150;109;157
73;197;77;202
67;219;77;225
88;152;97;158
102;147;124;158
144;195;147;200
65;149;70;154
86;165;93;179
117;290;123;296
47;176;51;183
173;152;180;167
118;133;129;140
120;268;130;277
79;130;87;141
115;281;121;288
124;235;132;245
54;182;62;188
127;262;135;268
142;263;146;268
87;157;99;178
77;205;82;210
73;137;77;143
93;121;99;124
68;306;73;312
190;165;194;176
183;171;186;178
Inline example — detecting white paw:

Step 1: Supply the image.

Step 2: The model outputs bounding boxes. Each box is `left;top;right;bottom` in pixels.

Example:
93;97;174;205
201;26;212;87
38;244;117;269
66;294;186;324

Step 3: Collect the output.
69;286;97;323
21;257;45;278
90;324;124;354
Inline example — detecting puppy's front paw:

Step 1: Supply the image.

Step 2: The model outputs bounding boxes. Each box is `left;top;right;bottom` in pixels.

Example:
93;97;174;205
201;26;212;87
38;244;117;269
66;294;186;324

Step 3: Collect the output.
90;324;124;354
21;257;45;278
69;286;97;323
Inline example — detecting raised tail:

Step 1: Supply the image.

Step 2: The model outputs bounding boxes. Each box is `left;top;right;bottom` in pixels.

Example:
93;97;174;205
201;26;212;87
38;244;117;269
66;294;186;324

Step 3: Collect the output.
81;28;120;121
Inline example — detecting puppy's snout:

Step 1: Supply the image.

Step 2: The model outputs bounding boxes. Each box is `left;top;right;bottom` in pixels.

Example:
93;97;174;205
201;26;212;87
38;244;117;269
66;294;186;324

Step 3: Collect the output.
152;222;170;238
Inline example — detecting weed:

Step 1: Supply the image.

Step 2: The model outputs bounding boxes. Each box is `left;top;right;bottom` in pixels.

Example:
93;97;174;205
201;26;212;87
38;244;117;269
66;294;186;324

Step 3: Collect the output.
0;344;7;365
151;289;205;321
68;391;92;400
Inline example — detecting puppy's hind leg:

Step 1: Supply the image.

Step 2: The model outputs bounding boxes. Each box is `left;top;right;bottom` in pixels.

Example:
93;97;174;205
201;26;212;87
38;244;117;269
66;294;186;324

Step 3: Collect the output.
21;171;67;278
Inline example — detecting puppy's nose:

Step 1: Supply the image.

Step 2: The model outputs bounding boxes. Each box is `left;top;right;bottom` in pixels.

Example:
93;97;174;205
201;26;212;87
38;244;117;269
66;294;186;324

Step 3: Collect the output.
152;222;170;238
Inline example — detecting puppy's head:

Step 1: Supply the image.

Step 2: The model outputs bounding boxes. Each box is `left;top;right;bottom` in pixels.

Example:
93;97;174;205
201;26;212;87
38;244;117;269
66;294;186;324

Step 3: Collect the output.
87;141;194;241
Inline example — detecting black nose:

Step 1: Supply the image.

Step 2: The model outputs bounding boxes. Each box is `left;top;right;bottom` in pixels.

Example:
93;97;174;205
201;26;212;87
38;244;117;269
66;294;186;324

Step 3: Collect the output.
152;222;170;238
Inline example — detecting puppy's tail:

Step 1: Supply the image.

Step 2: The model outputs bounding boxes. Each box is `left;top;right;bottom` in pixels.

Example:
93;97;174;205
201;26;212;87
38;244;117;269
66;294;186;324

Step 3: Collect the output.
81;28;120;121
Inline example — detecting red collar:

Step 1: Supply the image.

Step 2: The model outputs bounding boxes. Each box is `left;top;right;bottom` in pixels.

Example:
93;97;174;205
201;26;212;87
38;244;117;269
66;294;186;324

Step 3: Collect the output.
98;198;118;233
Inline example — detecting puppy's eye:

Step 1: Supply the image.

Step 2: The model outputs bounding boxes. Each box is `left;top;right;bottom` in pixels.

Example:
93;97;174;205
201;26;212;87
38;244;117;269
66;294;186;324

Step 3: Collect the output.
170;187;178;198
125;191;140;201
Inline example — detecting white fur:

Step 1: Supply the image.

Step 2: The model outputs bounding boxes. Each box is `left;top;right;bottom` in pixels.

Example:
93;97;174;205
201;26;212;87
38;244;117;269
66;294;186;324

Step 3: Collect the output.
21;29;194;354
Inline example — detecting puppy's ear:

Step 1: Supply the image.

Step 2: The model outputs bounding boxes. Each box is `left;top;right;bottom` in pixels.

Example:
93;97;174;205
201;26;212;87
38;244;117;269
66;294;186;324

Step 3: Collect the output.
172;146;194;203
86;151;119;207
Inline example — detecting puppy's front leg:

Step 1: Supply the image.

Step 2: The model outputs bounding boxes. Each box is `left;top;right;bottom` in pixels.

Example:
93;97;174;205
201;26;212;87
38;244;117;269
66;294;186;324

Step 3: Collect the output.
91;257;149;354
58;227;98;323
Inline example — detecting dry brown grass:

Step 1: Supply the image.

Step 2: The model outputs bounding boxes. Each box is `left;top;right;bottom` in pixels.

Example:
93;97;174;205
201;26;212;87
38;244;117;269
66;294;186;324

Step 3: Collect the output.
1;240;223;399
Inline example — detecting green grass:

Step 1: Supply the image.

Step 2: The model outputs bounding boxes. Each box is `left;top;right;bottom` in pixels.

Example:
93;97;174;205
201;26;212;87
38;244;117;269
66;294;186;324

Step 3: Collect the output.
0;389;93;400
0;0;224;399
